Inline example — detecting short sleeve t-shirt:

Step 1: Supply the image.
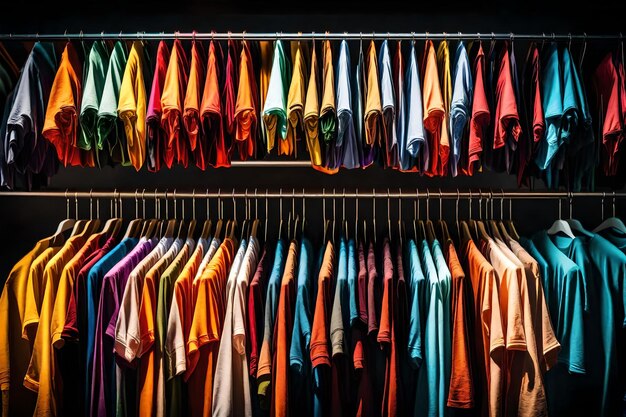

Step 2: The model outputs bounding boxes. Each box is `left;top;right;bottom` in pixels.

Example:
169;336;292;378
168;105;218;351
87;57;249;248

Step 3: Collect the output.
404;42;426;169
421;40;445;176
234;41;258;161
436;40;452;176
286;42;307;155
303;44;323;167
183;41;206;160
247;245;272;379
466;43;490;176
449;42;473;177
146;41;170;172
263;40;290;152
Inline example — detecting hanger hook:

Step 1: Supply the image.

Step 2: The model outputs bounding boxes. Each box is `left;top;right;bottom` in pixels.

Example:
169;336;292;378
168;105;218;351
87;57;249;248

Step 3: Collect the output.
142;189;146;219
192;189;196;220
426;189;430;221
372;188;376;243
456;189;460;224
232;189;236;225
280;188;283;223
468;189;472;220
439;189;443;221
255;188;259;219
602;192;606;221
489;190;494;220
500;189;505;221
569;191;573;219
89;189;94;220
613;191;617;217
217;188;221;218
387;189;391;238
74;191;79;220
173;189;177;220
165;189;169;219
135;189;139;219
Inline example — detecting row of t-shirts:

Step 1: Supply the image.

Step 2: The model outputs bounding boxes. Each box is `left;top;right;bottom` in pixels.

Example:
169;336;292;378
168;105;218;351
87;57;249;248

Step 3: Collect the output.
0;39;624;186
6;214;625;417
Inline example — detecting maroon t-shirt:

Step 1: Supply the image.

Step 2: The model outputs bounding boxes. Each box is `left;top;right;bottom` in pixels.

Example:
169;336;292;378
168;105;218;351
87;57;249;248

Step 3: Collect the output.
247;245;271;377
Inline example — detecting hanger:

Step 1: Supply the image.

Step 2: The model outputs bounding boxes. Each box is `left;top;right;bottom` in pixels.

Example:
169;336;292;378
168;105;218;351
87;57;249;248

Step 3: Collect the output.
139;189;157;238
278;188;285;241
497;191;515;242
99;189;123;239
240;189;249;242
465;189;478;241
67;191;89;237
332;188;337;243
386;189;392;241
487;191;504;241
474;190;492;242
123;190;142;239
594;191;626;234
163;190;177;238
213;189;224;241
51;190;77;246
502;189;520;240
437;189;451;242
546;196;576;239
425;190;437;244
565;192;594;237
173;190;188;240
458;189;473;246
397;188;404;248
185;191;198;239
250;189;261;241
199;189;213;240
227;189;238;241
372;188;377;245
416;188;427;242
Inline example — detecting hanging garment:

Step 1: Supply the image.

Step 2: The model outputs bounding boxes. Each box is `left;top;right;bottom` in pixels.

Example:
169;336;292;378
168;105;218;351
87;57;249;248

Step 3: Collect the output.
286;41;308;158
449;42;473;177
436;41;452;176
118;40;149;171
263;40;290;154
161;39;190;168
379;40;398;169
200;41;229;168
223;39;240;159
258;41;273;146
336;40;359;169
146;41;170;172
234;41;259;161
183;40;207;169
353;41;368;169
364;41;382;167
392;41;408;172
320;40;339;170
79;40;110;167
466;42;489;176
303;43;324;168
43;42;94;168
403;41;426;172
421;40;445;176
98;41;129;167
2;41;58;190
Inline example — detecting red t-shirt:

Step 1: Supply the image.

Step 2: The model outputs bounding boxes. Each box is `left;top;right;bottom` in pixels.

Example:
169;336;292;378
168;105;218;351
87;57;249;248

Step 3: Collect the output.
465;43;490;176
146;41;170;172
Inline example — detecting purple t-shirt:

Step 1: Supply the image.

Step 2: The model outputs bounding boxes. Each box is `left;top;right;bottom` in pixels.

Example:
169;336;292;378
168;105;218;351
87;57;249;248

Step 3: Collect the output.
90;237;155;417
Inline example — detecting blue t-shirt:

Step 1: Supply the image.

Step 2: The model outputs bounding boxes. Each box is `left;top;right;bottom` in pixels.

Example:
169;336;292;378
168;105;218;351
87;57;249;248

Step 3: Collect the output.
449;41;473;177
289;237;316;417
406;239;426;368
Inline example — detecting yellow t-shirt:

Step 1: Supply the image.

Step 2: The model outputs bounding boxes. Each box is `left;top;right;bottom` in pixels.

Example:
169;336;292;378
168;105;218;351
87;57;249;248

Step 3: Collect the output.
118;40;148;171
285;42;307;157
0;237;54;417
303;45;322;166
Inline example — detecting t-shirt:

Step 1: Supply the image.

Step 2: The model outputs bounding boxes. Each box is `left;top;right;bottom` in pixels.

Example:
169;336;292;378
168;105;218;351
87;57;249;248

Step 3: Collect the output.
114;236;172;417
352;43;369;168
404;41;426;169
223;39;239;153
289;238;315;417
4;42;58;190
258;41;273;144
161;39;190;168
450;42;473;177
378;40;398;169
79;40;110;164
43;42;94;168
421;40;445;176
98;41;129;166
320;40;339;170
310;241;335;417
193;237;221;285
337;40;358;169
200;41;229;168
183;41;206;168
286;42;307;157
146;41;170;172
187;238;235;417
24;230;92;416
247;245;271;379
466;43;489;176
330;238;352;417
271;240;298;417
90;237;153;417
257;239;287;407
263;40;290;153
303;44;323;167
436;40;452;176
211;238;249;417
137;238;184;417
392;41;407;172
364;40;382;152
445;240;474;408
377;239;397;417
118;40;149;171
234;41;258;161
0;236;55;417
406;239;425;369
462;239;504;417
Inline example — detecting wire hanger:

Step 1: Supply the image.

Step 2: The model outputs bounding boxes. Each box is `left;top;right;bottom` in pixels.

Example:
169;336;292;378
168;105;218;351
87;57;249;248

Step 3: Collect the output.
187;190;198;239
594;191;626;233
51;190;76;246
279;188;285;241
199;189;213;240
475;189;491;241
497;190;514;242
565;192;593;237
387;189;392;241
546;195;576;239
372;188;377;245
487;190;503;241
398;188;404;248
250;188;261;241
100;189;122;239
123;190;142;239
425;189;436;244
438;189;451;242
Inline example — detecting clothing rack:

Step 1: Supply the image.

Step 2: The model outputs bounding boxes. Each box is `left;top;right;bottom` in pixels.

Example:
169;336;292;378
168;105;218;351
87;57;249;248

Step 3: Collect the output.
1;190;625;199
0;32;622;41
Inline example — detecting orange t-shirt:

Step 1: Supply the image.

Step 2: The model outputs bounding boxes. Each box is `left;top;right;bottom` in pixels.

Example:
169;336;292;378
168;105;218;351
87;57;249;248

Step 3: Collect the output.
187;239;235;417
445;240;474;409
421;40;445;177
364;41;383;148
234;41;258;161
377;239;397;417
161;39;190;168
310;241;335;369
271;241;298;417
184;41;206;165
200;41;229;168
463;239;505;417
43;42;94;167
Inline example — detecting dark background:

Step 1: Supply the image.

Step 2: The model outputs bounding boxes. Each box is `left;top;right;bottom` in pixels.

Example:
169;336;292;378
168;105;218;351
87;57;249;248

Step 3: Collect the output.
0;0;625;281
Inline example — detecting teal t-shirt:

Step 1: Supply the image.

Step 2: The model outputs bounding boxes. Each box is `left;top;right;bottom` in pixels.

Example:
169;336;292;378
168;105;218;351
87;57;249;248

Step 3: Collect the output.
406;239;426;368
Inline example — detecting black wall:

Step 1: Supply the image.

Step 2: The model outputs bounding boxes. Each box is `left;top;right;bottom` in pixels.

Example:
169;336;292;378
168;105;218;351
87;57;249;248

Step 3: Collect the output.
1;0;625;280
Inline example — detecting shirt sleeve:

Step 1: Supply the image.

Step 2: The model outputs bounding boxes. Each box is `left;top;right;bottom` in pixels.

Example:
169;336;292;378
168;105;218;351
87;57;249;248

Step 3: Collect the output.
166;285;186;379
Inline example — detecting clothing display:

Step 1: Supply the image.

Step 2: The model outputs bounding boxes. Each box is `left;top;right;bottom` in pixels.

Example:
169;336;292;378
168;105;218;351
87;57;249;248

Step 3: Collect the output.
1;195;625;417
1;36;625;189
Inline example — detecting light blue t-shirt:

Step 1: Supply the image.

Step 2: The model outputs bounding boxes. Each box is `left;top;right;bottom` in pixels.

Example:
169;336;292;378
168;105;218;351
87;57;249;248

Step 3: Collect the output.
537;43;562;172
404;41;426;162
378;40;398;166
406;239;426;368
449;41;473;177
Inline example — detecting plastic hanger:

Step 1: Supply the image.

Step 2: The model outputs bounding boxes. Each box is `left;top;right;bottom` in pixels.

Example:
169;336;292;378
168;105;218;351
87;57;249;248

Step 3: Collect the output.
594;191;626;234
51;190;77;246
546;197;576;239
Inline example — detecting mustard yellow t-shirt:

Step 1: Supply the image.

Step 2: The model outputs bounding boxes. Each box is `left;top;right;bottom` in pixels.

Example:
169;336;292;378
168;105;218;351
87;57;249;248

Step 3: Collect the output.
118;40;148;171
285;42;307;156
303;45;322;166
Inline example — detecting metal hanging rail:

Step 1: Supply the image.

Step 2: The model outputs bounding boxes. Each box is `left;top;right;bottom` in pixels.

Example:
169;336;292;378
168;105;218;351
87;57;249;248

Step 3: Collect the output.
0;32;622;41
1;190;625;199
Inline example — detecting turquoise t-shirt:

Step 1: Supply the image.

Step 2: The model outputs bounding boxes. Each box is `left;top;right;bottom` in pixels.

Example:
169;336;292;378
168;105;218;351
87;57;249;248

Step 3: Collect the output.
347;238;359;325
289;237;315;417
406;239;426;368
415;239;441;417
